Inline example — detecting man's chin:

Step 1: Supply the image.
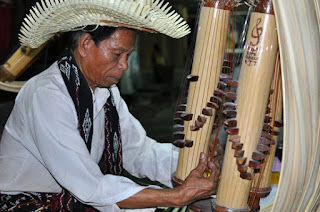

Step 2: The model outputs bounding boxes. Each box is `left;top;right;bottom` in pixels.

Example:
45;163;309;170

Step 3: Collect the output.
98;82;118;89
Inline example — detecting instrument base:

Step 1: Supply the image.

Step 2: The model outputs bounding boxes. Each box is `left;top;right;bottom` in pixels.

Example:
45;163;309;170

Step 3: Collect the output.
212;198;250;212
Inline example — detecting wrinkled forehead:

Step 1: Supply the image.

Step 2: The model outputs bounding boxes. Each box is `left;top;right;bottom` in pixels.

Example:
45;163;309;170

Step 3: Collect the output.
99;28;137;51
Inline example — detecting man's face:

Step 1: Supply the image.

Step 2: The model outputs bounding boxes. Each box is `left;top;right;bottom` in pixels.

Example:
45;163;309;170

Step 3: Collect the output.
81;28;136;89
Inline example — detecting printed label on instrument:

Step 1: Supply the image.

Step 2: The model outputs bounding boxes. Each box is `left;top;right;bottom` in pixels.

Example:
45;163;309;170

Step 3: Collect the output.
245;18;263;66
244;46;261;66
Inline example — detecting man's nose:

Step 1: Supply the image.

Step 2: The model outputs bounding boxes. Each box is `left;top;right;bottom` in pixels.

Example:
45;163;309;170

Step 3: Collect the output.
118;55;129;71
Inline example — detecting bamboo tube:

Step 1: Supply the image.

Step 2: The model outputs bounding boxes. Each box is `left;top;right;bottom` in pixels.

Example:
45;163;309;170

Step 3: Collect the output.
214;1;278;210
249;52;283;208
0;44;46;82
174;4;231;182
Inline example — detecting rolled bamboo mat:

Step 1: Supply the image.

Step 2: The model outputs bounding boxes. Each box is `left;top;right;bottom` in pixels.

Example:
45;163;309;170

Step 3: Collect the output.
260;0;320;211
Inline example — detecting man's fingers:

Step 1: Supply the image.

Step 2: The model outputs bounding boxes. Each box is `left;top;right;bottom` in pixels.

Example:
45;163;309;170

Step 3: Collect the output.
194;152;208;173
207;160;220;181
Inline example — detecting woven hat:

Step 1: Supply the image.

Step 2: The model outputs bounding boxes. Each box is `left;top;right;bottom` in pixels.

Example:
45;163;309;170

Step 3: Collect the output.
19;0;191;49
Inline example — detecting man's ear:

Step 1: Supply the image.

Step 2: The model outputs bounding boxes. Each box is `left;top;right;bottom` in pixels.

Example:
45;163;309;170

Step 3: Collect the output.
77;33;95;57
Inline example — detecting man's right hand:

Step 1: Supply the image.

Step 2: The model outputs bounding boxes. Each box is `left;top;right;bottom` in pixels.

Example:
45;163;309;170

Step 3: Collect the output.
173;152;220;207
117;152;220;209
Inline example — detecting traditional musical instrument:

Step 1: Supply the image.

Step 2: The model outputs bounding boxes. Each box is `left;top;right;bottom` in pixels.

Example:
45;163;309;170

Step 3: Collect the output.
172;0;239;185
171;0;320;211
0;44;46;82
212;0;278;210
0;44;46;92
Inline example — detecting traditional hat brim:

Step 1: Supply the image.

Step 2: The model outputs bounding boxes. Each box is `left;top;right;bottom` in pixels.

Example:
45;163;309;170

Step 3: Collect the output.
19;0;191;49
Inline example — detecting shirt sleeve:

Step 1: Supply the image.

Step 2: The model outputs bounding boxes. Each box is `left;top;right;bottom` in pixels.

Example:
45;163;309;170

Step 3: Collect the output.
111;87;179;188
28;88;149;208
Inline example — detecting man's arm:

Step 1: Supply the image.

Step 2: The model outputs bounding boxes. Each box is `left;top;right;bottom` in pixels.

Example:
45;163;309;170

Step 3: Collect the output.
117;152;220;209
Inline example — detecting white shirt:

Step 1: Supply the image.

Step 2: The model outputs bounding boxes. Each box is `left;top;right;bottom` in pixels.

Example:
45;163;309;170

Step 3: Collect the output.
0;62;179;211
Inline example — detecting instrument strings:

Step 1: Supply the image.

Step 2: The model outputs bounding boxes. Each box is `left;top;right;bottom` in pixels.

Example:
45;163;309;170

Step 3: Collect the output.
248;52;282;209
173;0;239;182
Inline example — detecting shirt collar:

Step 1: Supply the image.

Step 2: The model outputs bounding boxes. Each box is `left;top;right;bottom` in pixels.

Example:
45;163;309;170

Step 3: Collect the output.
92;87;109;119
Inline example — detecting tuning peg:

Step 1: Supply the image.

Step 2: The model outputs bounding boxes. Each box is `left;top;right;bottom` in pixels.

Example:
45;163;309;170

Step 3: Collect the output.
187;74;199;82
227;80;238;88
223;59;232;67
173;117;184;125
232;142;243;150
185;139;193;147
224;118;237;127
274;120;283;127
259;137;273;145
220;73;233;82
264;115;272;123
202;108;213;116
262;123;272;132
226;127;239;135
175;111;184;118
238;164;248;173
257;144;270;153
236;157;247;165
234;150;244;158
195;120;204;128
225;92;237;101
207;102;219;109
240;172;252;180
249;160;261;170
177;104;187;111
173;140;185;148
271;129;281;136
214;89;225;97
197;115;207;123
190;125;200;131
252;151;266;161
223;110;237;118
180;112;193;121
222;66;232;73
223;102;237;110
261;131;272;140
218;81;227;89
173;124;184;132
229;135;241;143
210;96;222;104
173;131;185;140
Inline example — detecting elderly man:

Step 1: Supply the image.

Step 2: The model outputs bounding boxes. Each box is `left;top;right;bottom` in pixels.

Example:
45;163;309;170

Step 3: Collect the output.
0;1;220;211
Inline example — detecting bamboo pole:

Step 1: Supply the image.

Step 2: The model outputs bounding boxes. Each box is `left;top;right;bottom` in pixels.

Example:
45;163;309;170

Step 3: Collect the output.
174;5;231;182
214;1;278;210
248;52;283;209
0;44;46;82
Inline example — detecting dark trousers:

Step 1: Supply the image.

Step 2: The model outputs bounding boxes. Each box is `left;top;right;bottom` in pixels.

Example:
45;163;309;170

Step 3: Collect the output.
0;190;98;212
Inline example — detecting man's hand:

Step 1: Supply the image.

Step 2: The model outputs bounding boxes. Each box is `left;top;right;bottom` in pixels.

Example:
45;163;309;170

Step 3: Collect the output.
117;152;220;209
174;152;220;207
